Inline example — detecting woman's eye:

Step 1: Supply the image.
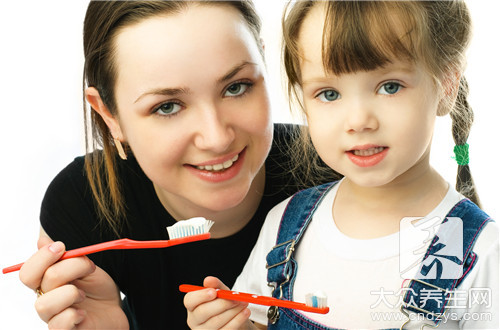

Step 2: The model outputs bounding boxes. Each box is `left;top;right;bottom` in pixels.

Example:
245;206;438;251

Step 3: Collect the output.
317;89;340;102
224;82;251;97
378;82;402;95
153;102;182;116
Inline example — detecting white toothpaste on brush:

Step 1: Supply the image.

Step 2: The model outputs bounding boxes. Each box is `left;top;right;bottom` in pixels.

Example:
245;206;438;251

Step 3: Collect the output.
167;217;214;239
305;291;328;308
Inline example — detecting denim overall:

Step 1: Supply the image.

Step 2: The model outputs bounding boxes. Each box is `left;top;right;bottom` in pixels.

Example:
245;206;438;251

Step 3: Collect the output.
265;182;493;329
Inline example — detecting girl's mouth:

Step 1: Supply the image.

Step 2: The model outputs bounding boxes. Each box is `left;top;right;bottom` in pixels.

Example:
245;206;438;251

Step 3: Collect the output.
346;146;388;167
351;146;385;157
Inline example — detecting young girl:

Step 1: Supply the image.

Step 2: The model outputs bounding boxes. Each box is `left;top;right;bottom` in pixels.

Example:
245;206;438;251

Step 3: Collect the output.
184;1;498;329
16;1;334;329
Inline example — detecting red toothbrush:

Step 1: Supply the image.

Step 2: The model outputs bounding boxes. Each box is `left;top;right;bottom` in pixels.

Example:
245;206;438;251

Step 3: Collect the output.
3;217;213;274
179;284;330;314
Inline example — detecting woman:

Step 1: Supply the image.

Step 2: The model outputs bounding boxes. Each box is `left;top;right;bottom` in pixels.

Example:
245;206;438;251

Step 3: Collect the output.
17;1;334;329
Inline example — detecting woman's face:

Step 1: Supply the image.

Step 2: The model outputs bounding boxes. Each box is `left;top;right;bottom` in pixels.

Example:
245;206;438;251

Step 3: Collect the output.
109;5;272;216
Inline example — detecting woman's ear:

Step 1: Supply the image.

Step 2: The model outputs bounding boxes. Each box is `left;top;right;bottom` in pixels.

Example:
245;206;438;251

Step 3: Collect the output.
437;70;461;116
85;87;125;140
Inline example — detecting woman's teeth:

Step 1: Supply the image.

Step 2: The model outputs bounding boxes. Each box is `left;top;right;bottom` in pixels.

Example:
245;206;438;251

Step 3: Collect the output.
352;147;385;156
196;154;239;171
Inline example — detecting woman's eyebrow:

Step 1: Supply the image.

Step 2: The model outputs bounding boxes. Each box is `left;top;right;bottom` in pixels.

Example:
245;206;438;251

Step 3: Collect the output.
217;61;257;84
134;87;190;103
134;61;257;104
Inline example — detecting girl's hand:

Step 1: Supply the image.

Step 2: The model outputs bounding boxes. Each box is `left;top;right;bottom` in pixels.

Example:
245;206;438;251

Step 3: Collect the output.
19;232;128;329
184;276;256;329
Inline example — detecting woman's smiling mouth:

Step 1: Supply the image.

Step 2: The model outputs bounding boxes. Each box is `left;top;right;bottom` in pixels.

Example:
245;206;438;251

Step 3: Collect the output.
195;154;239;172
186;149;246;183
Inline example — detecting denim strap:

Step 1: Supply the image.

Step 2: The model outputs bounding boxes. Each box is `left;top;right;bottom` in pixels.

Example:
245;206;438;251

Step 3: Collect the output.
266;182;337;295
402;198;493;325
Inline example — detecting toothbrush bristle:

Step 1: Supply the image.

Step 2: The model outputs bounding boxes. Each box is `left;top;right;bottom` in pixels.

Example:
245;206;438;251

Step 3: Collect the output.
305;291;328;309
167;217;214;239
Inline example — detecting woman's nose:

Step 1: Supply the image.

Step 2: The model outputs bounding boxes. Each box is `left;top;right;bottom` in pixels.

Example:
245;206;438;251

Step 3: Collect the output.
193;105;235;153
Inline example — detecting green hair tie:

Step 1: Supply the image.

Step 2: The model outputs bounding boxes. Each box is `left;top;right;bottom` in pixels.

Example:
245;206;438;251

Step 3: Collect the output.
453;143;469;166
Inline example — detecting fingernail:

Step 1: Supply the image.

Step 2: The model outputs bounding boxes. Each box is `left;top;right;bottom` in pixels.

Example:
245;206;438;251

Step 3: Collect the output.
207;289;217;299
243;308;251;317
76;309;87;323
48;241;64;253
75;290;85;304
234;300;247;307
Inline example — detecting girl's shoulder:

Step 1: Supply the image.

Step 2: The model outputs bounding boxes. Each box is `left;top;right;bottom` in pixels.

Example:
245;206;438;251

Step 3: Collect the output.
263;180;340;234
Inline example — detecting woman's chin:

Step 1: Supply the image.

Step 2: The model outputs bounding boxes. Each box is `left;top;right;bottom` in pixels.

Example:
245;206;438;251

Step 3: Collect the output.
200;192;247;212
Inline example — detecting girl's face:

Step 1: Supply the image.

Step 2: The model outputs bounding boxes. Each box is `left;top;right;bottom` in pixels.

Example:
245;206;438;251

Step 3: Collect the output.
299;5;441;188
107;5;272;215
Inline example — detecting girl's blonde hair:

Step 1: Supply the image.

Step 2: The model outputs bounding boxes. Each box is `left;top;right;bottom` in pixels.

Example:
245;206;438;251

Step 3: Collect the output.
283;1;480;206
83;0;263;237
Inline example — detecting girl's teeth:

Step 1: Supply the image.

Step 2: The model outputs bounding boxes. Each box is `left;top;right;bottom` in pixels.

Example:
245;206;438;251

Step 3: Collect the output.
353;147;384;156
196;154;239;171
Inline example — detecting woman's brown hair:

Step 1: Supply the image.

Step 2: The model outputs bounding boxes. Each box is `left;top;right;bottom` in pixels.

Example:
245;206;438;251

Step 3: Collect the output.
283;1;480;206
83;0;263;236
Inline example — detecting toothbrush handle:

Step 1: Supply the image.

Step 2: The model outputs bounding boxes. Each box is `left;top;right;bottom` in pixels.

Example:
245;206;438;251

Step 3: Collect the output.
179;284;329;314
3;233;210;274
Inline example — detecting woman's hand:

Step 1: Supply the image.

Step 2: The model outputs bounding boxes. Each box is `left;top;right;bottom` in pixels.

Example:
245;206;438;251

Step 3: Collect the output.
19;232;128;329
184;276;257;329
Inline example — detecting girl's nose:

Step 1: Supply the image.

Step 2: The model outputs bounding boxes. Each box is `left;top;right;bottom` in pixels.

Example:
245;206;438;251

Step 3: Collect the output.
344;100;379;133
193;105;235;153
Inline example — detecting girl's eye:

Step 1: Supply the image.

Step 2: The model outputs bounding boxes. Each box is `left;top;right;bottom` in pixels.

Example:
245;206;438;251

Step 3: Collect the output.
317;89;340;102
378;82;402;95
224;82;251;97
153;102;182;116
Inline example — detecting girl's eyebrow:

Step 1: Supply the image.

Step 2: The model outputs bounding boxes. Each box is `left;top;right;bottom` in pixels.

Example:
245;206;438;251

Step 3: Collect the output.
302;63;416;86
302;77;335;86
376;62;415;75
134;61;257;104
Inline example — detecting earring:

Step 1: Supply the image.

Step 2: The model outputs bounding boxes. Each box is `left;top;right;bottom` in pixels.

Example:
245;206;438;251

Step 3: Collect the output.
114;137;127;160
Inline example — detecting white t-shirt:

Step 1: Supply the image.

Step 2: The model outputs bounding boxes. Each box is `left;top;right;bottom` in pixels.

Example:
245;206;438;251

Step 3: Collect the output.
233;181;499;329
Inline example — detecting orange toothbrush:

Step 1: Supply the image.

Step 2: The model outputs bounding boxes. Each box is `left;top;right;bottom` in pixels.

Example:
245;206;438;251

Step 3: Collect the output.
3;217;213;274
179;284;330;314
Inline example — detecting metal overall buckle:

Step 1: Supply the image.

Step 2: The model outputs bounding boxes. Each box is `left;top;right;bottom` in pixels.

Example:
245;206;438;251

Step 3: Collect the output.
266;239;296;324
266;274;292;325
266;239;296;269
400;279;447;330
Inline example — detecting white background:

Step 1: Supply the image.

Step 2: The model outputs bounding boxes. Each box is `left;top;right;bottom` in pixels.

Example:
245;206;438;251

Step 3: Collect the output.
0;1;498;328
